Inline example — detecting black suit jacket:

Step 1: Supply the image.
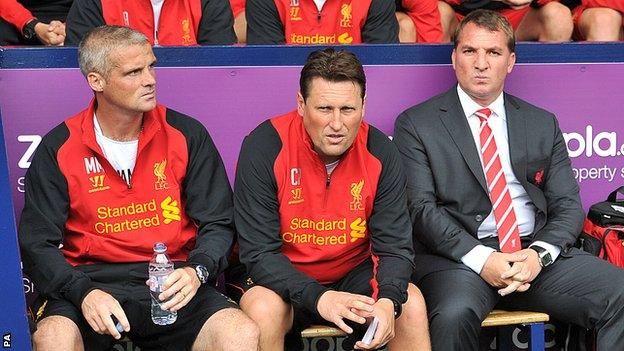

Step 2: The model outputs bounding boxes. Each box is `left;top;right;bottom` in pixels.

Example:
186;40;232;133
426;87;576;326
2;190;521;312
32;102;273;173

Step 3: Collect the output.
393;86;584;279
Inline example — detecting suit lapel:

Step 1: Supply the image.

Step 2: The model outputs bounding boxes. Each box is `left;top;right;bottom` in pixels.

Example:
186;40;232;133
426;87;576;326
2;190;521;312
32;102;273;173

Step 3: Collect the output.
504;94;528;189
439;88;488;193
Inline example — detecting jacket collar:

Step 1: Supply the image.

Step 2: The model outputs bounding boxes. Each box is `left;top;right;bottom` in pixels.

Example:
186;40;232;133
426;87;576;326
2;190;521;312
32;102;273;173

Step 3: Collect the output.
80;97;163;157
438;86;528;193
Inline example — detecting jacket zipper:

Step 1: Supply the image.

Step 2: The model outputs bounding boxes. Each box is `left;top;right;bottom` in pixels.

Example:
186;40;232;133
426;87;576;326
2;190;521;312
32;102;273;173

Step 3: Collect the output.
323;172;331;209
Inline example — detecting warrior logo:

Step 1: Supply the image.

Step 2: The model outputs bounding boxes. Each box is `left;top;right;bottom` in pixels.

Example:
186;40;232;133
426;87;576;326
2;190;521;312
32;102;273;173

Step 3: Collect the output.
154;159;169;190
288;187;304;205
90;175;105;188
290;6;301;21
350;180;364;211
88;174;110;193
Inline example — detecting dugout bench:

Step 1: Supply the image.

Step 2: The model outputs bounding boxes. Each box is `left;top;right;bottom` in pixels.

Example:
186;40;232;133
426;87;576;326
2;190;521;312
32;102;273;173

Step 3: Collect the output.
301;310;549;351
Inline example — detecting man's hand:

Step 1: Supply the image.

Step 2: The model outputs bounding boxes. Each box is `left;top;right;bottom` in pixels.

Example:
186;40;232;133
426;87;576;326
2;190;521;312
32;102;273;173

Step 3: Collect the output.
354;298;395;350
157;267;201;312
316;290;375;334
480;251;529;288
33;20;65;46
498;248;542;296
81;289;129;339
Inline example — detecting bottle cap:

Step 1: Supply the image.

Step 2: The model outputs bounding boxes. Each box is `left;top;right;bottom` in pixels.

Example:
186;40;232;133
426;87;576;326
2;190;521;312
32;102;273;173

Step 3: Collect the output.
154;242;167;253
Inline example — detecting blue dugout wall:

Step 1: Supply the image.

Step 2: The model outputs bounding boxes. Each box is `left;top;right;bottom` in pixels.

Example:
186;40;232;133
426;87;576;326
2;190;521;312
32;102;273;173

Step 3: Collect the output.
1;43;623;351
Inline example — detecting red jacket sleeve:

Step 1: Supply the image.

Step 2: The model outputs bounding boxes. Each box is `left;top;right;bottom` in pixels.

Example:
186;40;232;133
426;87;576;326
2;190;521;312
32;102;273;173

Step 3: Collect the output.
0;0;36;32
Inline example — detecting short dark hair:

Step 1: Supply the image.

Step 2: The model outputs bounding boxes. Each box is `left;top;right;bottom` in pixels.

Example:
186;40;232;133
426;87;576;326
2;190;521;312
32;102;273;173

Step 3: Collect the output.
453;9;515;52
299;48;366;101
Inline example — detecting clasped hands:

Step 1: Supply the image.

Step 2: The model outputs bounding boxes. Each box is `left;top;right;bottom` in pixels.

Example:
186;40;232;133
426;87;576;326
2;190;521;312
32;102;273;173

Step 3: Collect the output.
31;20;66;46
480;248;542;296
316;290;395;350
80;267;200;339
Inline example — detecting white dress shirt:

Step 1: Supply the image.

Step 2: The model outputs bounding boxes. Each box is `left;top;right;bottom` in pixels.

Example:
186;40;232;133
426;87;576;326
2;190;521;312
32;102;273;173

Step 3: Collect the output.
456;86;561;274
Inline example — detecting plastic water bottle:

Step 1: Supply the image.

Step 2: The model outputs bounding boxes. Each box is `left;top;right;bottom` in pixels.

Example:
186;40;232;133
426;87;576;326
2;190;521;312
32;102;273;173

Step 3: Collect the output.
149;242;177;325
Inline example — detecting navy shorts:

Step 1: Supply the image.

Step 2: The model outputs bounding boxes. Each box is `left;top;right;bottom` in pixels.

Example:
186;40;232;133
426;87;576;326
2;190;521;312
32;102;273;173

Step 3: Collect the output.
226;258;374;327
35;263;237;351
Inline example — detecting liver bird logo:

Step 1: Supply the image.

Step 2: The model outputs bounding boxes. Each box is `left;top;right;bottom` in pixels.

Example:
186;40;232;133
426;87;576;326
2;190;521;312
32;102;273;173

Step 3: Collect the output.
154;159;169;189
350;180;364;210
340;4;352;27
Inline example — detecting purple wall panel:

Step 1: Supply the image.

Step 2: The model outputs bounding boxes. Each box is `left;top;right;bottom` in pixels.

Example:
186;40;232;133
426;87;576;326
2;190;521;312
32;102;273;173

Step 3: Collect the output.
1;63;622;220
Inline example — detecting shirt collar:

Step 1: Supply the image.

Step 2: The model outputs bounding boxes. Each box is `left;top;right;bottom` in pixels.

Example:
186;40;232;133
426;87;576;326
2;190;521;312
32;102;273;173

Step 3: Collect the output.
456;85;505;121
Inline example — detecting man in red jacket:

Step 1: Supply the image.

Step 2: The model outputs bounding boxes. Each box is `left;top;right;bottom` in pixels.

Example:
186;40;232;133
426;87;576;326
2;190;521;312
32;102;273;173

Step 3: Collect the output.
438;0;573;42
231;48;431;350
19;25;258;351
64;0;236;46
246;0;399;44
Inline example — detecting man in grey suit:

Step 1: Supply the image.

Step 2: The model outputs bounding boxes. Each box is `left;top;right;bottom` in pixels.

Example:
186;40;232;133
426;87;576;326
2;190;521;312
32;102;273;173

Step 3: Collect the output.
394;9;624;350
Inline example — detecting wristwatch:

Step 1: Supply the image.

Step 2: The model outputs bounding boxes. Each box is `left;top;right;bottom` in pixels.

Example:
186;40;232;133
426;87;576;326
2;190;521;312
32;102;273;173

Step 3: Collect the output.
391;298;402;319
193;264;209;284
22;19;41;40
529;245;553;267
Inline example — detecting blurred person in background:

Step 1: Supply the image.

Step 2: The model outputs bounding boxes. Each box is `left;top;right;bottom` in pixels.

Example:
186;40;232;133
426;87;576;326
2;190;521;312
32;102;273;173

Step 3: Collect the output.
395;0;443;43
246;0;399;44
64;0;236;46
0;0;70;46
563;0;622;40
438;0;573;42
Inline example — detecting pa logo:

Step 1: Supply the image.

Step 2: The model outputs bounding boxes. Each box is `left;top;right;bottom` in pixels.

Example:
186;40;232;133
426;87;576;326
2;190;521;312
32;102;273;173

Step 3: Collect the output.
2;333;10;348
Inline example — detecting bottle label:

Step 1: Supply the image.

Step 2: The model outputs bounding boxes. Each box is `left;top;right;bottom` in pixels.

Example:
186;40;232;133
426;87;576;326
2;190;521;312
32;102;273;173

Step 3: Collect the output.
149;274;169;293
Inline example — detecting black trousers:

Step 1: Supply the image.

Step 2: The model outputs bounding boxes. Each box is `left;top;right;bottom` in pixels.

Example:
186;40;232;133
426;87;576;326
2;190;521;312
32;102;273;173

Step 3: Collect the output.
415;248;624;351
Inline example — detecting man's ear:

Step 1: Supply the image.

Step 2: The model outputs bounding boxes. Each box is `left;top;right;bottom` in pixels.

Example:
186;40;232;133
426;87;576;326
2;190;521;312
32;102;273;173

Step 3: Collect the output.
87;72;105;92
361;95;366;119
296;91;305;116
451;49;456;71
507;52;516;74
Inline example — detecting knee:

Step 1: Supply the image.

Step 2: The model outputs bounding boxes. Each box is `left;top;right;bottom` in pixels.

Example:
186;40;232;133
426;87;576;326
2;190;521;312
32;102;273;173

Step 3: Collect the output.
240;287;291;331
203;309;260;351
539;2;573;30
582;8;622;39
429;303;481;331
234;317;260;347
33;316;82;349
399;284;429;325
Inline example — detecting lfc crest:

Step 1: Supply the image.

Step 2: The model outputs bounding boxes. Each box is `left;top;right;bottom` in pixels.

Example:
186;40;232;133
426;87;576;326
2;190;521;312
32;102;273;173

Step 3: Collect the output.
350;179;364;211
154;159;169;190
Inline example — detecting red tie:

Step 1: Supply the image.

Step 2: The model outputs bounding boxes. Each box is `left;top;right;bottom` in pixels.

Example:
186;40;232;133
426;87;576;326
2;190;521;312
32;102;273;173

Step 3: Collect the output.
475;108;521;253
